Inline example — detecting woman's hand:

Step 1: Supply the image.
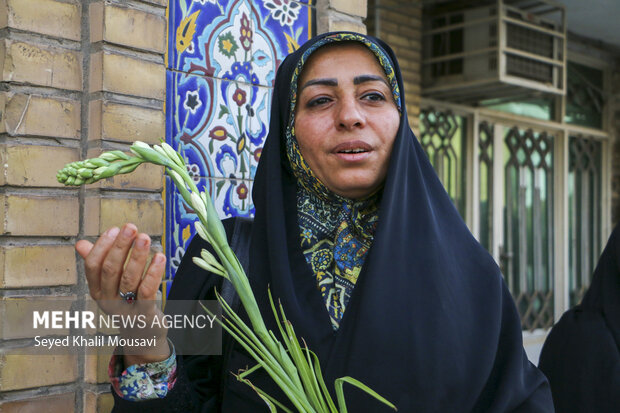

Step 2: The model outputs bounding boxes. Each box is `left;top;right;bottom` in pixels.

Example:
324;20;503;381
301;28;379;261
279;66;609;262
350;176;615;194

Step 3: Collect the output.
75;223;171;366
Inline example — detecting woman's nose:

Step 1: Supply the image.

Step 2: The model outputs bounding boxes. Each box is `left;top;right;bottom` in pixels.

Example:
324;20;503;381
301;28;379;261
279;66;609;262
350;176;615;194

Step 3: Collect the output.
336;97;364;130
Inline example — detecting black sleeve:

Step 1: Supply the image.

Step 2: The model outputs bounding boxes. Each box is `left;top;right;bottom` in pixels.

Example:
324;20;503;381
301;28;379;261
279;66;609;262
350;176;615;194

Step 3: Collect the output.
472;282;554;413
538;308;620;413
112;219;239;413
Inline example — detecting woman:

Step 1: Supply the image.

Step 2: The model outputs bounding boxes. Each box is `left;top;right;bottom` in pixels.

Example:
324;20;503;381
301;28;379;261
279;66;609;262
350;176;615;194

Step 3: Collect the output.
77;32;553;412
538;224;620;412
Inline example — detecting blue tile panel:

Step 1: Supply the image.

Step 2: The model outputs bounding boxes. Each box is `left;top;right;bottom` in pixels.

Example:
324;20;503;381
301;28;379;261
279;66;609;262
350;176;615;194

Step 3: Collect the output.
165;0;314;283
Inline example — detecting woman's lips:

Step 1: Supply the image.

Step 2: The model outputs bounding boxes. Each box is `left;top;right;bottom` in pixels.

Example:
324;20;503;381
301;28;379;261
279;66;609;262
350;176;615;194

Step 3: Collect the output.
332;141;372;162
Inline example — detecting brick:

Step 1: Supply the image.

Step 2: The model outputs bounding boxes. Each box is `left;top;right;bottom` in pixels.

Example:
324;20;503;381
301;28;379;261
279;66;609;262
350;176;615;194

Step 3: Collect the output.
89;100;164;144
0;351;77;391
385;34;414;48
0;144;79;187
84;391;113;413
85;353;111;384
0;39;82;91
90;51;165;100
84;197;163;237
381;9;415;25
0;93;81;139
0;393;75;413
330;0;367;18
86;148;164;191
0;0;81;41
328;18;367;35
0;245;76;288
1;193;79;236
0;296;76;339
90;3;166;54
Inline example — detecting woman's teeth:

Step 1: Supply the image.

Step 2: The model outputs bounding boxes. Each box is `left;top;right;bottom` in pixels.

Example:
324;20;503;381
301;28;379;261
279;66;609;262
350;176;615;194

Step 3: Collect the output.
339;149;367;153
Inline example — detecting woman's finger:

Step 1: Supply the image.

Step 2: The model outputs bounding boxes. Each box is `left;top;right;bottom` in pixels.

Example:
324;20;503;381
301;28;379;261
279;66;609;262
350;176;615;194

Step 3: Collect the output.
138;253;166;300
75;239;94;260
100;223;138;298
118;233;151;300
78;227;120;297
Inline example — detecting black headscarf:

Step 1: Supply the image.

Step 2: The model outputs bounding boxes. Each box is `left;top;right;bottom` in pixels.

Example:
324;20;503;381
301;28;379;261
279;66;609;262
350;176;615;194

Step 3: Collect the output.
220;32;554;412
538;224;620;412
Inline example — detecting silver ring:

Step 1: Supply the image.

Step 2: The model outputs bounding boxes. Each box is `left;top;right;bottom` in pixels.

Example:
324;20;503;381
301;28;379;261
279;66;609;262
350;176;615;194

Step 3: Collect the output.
119;290;137;304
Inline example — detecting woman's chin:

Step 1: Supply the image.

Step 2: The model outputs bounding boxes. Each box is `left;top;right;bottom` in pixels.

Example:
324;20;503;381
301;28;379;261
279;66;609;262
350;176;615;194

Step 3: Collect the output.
326;179;382;200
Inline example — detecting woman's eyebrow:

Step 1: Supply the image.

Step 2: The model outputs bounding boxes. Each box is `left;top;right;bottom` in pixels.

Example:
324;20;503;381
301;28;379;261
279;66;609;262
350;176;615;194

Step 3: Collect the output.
353;74;389;87
300;78;338;91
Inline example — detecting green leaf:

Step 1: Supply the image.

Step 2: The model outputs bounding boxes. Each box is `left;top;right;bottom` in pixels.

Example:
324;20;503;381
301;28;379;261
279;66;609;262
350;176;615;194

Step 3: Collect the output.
309;350;337;413
335;376;398;413
234;373;294;413
216;180;225;196
218;104;230;118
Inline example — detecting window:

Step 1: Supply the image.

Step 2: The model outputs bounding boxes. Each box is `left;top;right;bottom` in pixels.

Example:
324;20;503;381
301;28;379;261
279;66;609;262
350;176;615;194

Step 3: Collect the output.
420;55;609;331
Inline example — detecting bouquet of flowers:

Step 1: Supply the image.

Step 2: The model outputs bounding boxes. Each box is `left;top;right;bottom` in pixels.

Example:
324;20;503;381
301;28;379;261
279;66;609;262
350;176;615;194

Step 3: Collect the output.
57;141;397;413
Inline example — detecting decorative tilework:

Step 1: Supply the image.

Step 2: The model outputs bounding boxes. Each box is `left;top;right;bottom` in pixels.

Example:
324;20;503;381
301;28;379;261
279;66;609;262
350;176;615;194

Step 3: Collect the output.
249;84;271;178
169;72;254;180
253;1;313;86
165;0;314;286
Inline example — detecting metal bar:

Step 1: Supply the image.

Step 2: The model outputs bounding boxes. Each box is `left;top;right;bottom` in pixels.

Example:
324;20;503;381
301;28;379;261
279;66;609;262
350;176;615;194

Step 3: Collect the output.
468;112;480;237
554;131;568;320
592;163;600;287
493;124;505;268
423;15;498;36
498;0;507;89
580;169;589;290
500;75;564;96
569;153;577;302
533;167;542;291
519;165;528;294
503;47;565;67
546;162;554;300
502;15;566;39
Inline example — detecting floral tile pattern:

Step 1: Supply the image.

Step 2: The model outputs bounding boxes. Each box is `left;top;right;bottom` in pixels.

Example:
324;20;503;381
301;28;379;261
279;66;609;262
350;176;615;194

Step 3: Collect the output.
168;72;254;180
252;1;314;86
165;0;314;283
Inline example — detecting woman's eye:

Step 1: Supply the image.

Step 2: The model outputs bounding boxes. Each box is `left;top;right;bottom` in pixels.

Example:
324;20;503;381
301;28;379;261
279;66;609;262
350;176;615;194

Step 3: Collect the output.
362;92;385;102
307;97;331;107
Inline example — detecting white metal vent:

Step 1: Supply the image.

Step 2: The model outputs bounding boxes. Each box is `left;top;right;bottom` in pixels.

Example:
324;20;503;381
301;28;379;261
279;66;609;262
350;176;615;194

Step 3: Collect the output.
422;0;566;104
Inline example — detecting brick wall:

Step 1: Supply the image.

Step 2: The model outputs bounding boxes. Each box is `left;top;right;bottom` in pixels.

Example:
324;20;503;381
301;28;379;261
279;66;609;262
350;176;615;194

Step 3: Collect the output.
367;0;422;135
0;0;166;411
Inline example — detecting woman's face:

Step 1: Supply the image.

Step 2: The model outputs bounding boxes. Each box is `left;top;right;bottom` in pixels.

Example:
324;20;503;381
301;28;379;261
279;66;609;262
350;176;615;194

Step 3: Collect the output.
294;43;400;199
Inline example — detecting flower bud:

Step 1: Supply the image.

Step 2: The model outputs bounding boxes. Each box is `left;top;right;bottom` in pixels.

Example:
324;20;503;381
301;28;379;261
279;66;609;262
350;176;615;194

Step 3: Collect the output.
79;169;94;178
88;158;110;167
201;249;224;271
99;151;129;162
161;142;184;167
194;221;209;241
130;142;172;167
191;191;208;220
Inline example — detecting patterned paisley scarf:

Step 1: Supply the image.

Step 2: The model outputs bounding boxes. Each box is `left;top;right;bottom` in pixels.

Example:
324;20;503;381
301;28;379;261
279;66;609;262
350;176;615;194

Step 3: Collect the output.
284;33;401;329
